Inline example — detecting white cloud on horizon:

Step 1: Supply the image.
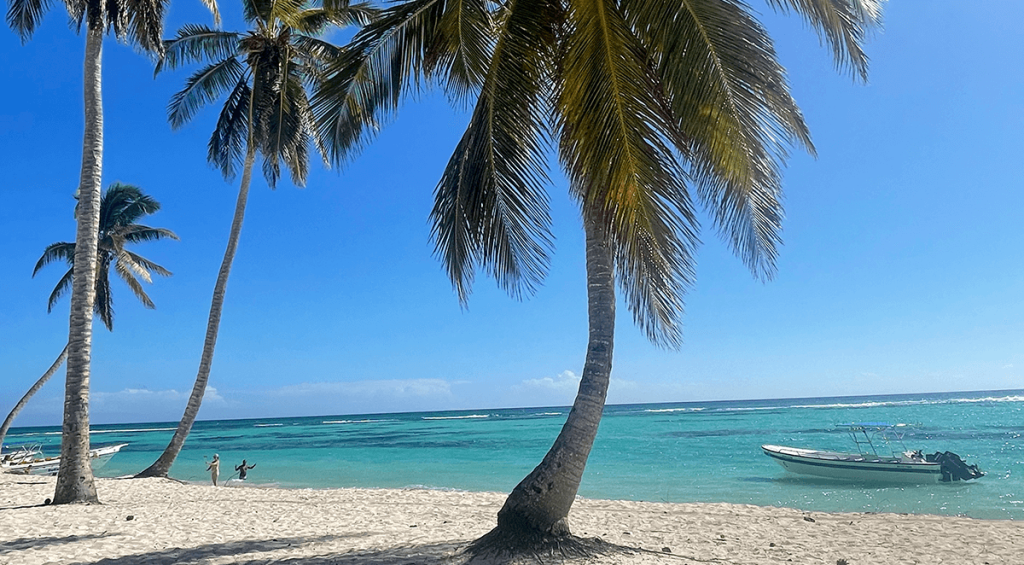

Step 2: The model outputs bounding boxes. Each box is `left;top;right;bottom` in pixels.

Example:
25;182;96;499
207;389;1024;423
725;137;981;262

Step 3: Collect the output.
514;370;580;393
92;386;225;407
273;378;456;400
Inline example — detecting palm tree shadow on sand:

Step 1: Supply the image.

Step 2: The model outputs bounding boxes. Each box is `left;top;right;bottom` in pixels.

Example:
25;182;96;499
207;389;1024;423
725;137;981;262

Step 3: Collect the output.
53;535;685;565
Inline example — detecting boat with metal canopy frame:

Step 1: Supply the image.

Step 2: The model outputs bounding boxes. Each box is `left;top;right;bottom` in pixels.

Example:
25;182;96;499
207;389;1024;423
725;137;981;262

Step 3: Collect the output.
762;423;983;484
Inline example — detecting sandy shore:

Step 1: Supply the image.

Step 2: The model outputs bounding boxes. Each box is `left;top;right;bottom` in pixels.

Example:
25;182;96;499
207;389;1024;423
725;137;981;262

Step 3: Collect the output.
1;472;1020;565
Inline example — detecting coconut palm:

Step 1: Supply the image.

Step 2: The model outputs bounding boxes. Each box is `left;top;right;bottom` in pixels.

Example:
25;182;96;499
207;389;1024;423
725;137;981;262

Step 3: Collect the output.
313;0;882;551
0;184;177;453
6;0;217;504
136;0;374;478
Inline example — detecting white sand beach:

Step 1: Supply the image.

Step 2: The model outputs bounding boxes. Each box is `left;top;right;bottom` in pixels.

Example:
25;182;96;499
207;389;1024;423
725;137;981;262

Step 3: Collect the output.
1;472;1020;565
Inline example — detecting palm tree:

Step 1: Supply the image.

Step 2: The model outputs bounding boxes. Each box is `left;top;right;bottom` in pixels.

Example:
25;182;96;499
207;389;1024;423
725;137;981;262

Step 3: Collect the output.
136;0;374;478
0;184;177;453
314;0;882;552
6;0;217;504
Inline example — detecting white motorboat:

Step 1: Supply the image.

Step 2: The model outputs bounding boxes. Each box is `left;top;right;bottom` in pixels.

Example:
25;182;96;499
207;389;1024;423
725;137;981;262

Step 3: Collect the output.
1;443;127;476
762;423;983;484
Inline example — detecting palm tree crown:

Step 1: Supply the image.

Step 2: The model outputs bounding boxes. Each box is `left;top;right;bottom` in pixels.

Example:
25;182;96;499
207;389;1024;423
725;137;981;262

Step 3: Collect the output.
33;182;178;331
6;0;218;50
312;0;883;545
157;0;374;186
317;0;882;341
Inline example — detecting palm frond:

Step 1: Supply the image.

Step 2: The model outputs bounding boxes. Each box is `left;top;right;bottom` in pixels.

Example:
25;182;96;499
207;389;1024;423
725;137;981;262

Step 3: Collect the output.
311;0;447;167
326;0;376;27
168;57;247;129
123;0;170;56
112;258;153;309
198;0;221;27
764;0;882;80
262;70;312;186
101;183;161;229
33;242;75;276
208;76;252;178
430;0;494;103
6;0;52;41
242;0;274;25
122;225;180;243
430;0;558;303
124;250;173;277
291;8;332;35
293;35;345;83
95;257;115;331
268;0;306;28
157;25;240;74
629;0;805;280
45;268;74;313
116;249;153;284
557;0;697;347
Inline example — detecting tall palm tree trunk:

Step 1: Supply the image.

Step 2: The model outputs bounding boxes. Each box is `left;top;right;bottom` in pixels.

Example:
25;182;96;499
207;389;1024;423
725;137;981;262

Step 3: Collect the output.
136;144;257;478
0;345;69;451
54;23;104;505
490;206;616;537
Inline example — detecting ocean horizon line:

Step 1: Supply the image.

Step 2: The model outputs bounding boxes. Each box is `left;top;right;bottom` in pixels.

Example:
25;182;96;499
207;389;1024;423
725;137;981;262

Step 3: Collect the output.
7;386;1023;435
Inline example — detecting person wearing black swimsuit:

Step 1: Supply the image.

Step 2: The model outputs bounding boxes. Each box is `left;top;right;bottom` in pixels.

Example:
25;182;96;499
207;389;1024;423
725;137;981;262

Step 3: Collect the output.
235;459;256;480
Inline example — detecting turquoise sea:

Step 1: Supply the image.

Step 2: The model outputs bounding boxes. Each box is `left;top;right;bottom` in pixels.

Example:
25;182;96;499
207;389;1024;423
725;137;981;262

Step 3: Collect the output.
5;389;1023;520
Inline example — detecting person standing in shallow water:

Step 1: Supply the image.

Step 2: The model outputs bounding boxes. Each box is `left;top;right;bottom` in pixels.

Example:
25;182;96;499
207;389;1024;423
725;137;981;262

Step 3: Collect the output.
207;454;220;486
235;459;256;480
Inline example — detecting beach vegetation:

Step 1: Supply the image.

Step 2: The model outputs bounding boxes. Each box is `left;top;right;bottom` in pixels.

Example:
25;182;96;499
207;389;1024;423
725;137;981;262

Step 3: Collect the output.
312;0;883;557
135;0;375;479
0;184;177;453
5;0;216;504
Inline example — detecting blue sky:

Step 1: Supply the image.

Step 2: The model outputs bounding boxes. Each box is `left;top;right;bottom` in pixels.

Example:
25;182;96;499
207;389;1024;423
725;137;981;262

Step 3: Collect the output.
2;1;1022;427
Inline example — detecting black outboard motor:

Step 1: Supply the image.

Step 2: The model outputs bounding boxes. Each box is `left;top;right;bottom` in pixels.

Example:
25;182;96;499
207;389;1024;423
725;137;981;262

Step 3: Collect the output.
925;451;985;482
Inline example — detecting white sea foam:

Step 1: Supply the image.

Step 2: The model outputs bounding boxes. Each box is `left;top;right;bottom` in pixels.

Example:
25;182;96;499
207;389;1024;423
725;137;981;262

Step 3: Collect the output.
790;395;1024;410
322;419;387;424
91;427;177;433
535;412;563;416
646;407;704;413
254;423;285;427
422;415;489;420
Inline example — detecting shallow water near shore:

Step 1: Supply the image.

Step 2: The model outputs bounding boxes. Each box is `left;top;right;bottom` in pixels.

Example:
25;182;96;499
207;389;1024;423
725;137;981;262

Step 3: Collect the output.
6;389;1022;519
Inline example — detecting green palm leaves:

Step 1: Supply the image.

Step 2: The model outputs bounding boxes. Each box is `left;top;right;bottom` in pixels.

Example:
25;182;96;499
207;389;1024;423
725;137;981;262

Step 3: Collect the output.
33;183;177;331
317;0;881;346
158;0;374;184
5;0;191;51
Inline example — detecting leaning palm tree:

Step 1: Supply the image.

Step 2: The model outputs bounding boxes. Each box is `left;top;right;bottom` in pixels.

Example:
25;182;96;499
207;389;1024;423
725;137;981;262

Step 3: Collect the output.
314;0;882;553
6;0;217;504
136;0;374;478
0;184;177;453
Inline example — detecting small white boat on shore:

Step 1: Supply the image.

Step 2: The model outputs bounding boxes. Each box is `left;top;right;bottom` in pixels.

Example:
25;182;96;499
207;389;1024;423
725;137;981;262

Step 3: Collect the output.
762;423;983;484
1;443;128;476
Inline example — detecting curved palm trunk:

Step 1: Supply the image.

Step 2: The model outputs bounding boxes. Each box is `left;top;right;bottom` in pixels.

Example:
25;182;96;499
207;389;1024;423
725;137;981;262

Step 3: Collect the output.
136;144;257;478
0;345;69;451
493;207;615;536
54;24;104;505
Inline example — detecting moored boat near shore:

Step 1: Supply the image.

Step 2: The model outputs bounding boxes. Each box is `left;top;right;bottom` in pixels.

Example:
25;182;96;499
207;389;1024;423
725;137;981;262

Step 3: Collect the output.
763;423;984;484
1;443;127;476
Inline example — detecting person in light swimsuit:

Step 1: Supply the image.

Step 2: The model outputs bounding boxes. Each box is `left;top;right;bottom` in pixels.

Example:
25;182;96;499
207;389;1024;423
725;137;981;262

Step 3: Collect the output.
207;454;220;486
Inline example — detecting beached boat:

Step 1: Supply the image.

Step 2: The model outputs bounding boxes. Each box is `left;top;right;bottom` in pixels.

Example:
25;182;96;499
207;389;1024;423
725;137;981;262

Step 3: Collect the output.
1;443;127;476
762;423;983;484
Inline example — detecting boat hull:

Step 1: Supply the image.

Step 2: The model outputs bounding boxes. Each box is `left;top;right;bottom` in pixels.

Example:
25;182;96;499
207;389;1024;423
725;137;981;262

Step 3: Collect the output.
762;444;943;484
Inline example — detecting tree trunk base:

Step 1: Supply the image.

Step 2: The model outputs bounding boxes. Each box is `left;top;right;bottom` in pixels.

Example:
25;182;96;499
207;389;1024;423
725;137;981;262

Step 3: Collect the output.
463;521;617;564
133;464;167;479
